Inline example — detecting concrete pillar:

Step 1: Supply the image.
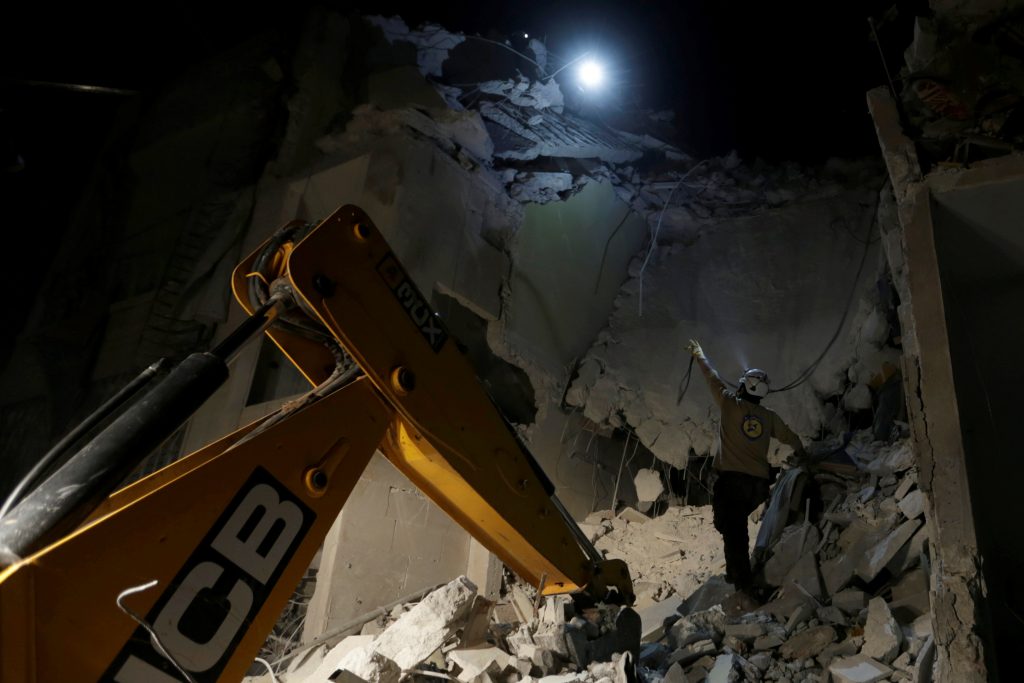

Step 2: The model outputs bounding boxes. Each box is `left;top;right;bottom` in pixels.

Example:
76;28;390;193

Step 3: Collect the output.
466;538;503;602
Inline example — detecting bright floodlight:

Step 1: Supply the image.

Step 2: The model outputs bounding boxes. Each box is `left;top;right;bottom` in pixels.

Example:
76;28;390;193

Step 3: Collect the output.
578;59;604;88
524;32;529;38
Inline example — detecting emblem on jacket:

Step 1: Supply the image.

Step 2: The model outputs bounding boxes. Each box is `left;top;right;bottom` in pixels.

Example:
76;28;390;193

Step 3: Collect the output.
742;414;764;440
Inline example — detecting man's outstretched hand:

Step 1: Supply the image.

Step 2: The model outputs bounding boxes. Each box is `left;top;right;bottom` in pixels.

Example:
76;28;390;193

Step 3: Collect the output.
686;339;705;359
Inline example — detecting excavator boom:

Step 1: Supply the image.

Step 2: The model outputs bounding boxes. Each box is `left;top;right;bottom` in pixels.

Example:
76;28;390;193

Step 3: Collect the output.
0;206;633;682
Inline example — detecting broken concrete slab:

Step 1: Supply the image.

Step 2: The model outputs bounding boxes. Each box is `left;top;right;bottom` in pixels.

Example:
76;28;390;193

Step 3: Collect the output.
639;598;683;642
372;576;478;668
667;639;718;667
779;625;837;660
764;524;821;586
634;468;665;502
885;524;928;576
783;551;823;599
753;634;785;651
449;647;514;682
862;597;902;664
324;646;401;683
893;473;916;501
898;489;925;519
828;654;893;683
856;519;922;583
722;622;768;641
831;588;868;615
914;635;936;683
706;653;739;682
890;568;929;620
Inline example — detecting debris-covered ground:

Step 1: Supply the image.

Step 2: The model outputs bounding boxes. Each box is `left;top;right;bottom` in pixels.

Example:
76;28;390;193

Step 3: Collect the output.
247;430;931;683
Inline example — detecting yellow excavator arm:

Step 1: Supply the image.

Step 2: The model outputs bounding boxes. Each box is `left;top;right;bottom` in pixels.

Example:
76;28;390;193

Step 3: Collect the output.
0;206;633;682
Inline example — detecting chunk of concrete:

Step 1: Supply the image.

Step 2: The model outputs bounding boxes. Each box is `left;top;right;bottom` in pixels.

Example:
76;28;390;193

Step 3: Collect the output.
783;551;823;599
449;648;514;682
910;613;933;639
639;598;683;642
914;635;936;683
722;622;768;641
634;468;664;502
764;525;821;587
890;568;929;620
862;598;902;664
897;490;925;519
856;519;921;583
667;639;718;666
893;474;916;501
663;662;688;683
617;507;650;525
820;553;858;596
327;647;401;683
828;654;892;683
372;576;478;668
779;625;837;660
831;588;867;615
706;653;739;682
753;634;784;651
816;605;847;626
885;525;928;576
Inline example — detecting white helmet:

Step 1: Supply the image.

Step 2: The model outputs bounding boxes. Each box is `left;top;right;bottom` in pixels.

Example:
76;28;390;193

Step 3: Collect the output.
739;368;770;398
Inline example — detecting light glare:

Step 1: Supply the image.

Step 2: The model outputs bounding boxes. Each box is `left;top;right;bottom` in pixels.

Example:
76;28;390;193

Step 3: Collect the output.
578;59;604;87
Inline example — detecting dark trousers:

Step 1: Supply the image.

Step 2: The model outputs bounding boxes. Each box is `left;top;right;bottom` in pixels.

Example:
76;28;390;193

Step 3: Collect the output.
712;470;770;591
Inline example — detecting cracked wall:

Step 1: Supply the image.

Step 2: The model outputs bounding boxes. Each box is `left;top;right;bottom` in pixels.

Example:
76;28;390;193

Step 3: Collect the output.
564;188;892;470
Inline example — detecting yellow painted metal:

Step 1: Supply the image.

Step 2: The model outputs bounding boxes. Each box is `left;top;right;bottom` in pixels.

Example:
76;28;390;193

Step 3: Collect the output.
0;378;391;683
0;204;634;682
281;205;597;594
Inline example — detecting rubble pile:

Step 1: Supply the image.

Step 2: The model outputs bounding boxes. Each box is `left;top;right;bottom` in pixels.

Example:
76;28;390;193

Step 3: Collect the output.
627;432;934;683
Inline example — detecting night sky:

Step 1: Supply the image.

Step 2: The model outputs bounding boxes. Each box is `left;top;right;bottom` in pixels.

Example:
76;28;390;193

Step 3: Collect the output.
1;1;916;355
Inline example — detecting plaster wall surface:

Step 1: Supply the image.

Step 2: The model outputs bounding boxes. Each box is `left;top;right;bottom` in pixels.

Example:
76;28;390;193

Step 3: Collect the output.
566;192;886;467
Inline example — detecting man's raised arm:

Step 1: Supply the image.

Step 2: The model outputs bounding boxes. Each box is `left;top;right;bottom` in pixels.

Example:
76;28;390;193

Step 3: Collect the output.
687;339;728;408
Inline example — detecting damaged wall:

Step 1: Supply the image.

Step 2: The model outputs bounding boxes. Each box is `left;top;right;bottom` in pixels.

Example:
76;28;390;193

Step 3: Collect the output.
564;187;892;469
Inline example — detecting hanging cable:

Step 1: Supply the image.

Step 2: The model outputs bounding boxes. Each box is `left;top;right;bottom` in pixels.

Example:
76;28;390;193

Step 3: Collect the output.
770;184;885;394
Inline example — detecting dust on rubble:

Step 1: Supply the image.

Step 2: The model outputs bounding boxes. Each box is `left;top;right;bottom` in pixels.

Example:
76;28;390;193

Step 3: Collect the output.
247;433;934;683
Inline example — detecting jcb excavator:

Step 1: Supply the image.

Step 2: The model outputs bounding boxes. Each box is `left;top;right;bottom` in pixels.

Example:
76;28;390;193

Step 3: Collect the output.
0;206;635;682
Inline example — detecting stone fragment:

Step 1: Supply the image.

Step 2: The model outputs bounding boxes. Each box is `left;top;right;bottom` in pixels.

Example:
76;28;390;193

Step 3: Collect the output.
706;653;740;682
764;525;820;586
753;634;784;651
748;652;772;672
722;622;767;641
783;551;823;599
831;588;867;615
820;553;858;595
449;648;513;682
530;647;559;675
898;490;925;519
885;525;928;576
893;475;916;501
779;625;837;660
910;613;932;639
721;635;746;654
330;647;401;683
856;519;921;583
634;468;664;502
663;662;687;683
371;576;477;669
639;598;683;642
914;635;936;683
890;568;929;619
891;651;912;672
816;605;847;626
862;598;902;664
828;654;892;683
616;507;650;525
817;636;861;666
668;639;718;666
784;602;815;634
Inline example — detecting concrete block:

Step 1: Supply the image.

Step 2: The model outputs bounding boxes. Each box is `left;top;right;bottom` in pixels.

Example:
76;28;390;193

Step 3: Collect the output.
831;589;867;615
862;598;902;664
885;525;928;576
897;489;925;519
828;654;893;683
634;468;665;502
753;634;784;651
893;474;916;501
779;625;837;660
706;653;739;682
914;635;936;683
449;647;513;682
856;519;921;583
783;551;823;599
639;598;683;642
373;576;478;668
667;639;718;666
331;647;401;683
890;568;929;620
722;622;768;641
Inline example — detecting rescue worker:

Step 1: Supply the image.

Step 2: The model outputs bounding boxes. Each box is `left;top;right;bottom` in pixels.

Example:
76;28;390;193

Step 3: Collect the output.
686;339;806;595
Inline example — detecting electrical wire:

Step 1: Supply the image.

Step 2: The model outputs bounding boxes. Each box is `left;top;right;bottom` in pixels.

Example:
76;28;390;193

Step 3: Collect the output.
116;580;198;683
770;183;885;394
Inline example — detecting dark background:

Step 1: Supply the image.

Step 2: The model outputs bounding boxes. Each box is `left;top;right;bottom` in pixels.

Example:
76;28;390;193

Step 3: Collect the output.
0;1;918;359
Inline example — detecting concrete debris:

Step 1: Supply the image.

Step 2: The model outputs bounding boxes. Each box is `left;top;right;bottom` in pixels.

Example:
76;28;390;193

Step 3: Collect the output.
829;654;893;683
862;597;903;664
633;469;665;503
366;16;465;77
897;489;925;519
778;625;837;660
